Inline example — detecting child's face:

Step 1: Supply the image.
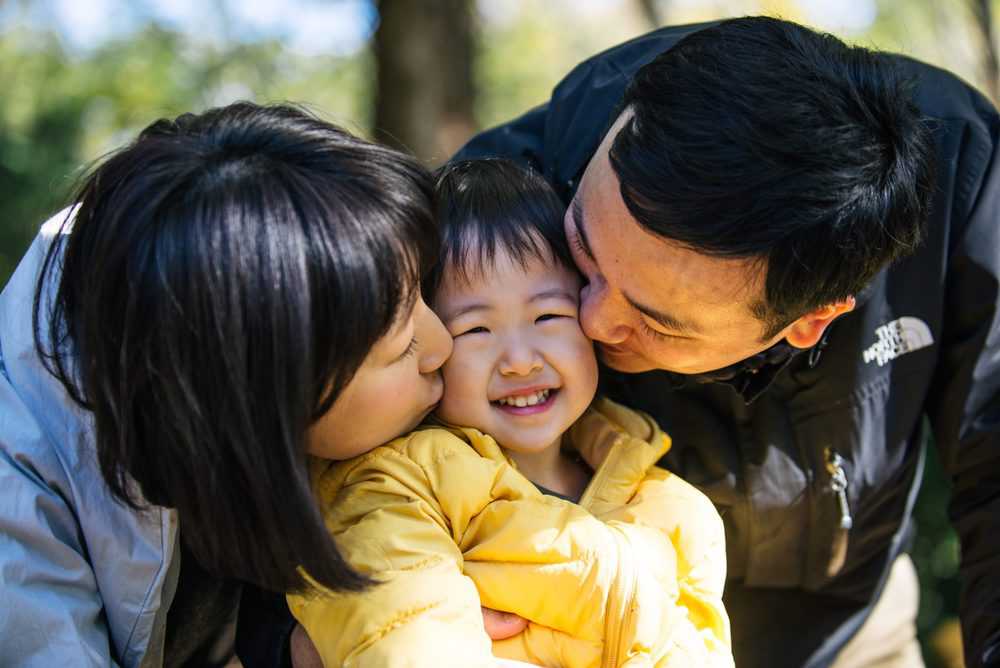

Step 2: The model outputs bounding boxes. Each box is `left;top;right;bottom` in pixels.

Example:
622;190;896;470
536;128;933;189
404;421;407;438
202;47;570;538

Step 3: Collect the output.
433;248;599;454
307;294;453;460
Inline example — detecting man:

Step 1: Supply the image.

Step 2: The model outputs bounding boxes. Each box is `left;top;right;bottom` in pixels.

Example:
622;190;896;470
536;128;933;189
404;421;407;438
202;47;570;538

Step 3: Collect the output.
458;16;1000;668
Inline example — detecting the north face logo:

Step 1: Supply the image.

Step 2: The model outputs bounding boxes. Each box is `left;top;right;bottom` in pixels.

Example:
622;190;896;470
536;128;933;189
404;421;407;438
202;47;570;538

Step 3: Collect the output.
862;317;934;366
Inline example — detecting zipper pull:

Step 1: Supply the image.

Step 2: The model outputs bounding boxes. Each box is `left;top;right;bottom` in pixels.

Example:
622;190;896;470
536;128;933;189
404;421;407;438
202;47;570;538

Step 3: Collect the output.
825;448;853;530
824;448;852;578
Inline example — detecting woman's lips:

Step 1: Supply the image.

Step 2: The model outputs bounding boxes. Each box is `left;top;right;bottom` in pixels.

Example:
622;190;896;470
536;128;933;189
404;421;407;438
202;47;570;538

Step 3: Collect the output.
427;377;444;408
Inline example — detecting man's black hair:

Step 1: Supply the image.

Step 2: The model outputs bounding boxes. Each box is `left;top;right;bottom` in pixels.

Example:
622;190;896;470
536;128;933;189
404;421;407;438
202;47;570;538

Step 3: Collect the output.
428;158;573;296
611;16;936;339
34;102;438;594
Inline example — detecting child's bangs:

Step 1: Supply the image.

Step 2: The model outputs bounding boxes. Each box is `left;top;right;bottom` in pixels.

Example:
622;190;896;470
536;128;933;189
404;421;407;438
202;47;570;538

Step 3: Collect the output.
445;224;557;288
429;158;575;296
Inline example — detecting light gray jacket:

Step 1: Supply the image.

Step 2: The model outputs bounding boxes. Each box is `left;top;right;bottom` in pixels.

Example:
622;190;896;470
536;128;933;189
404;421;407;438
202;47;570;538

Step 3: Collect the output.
0;209;179;667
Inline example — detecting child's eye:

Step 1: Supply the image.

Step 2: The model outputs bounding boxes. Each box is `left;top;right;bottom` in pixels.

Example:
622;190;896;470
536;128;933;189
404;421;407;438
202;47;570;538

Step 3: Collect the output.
456;326;489;337
535;314;568;324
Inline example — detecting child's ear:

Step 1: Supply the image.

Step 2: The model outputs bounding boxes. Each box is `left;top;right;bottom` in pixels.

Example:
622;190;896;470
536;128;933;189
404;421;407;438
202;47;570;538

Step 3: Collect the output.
783;296;856;349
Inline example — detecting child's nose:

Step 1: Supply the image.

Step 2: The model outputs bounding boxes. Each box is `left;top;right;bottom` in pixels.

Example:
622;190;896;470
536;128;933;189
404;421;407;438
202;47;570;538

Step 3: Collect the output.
498;339;543;376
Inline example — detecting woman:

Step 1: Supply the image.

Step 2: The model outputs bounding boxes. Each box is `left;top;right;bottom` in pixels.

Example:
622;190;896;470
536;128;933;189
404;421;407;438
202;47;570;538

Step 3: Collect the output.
1;102;453;667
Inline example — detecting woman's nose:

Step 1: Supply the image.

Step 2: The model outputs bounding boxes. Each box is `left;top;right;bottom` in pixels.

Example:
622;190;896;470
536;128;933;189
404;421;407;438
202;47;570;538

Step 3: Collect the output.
579;279;630;345
416;302;453;374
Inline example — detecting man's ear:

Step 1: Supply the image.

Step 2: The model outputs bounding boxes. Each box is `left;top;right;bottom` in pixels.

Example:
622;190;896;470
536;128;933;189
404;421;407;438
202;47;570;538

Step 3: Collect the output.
783;296;856;349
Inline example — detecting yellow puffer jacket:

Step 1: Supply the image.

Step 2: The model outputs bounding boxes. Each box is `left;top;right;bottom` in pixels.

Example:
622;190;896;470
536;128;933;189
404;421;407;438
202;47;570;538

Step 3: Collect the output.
288;398;732;668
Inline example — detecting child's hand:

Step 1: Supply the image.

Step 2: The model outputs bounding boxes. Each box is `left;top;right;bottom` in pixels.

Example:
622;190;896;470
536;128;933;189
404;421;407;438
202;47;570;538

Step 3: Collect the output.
481;606;528;639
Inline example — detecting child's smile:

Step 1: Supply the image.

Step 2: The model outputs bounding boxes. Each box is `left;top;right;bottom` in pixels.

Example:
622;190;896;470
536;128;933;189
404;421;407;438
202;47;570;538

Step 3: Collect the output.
493;387;559;414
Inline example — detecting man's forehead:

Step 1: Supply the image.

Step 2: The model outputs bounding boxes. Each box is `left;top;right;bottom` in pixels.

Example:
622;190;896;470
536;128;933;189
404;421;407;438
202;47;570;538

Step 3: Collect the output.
575;153;766;326
625;236;764;319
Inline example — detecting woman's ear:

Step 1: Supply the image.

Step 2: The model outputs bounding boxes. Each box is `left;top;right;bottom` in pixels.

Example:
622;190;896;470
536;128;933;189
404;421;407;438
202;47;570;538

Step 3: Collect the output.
783;296;856;349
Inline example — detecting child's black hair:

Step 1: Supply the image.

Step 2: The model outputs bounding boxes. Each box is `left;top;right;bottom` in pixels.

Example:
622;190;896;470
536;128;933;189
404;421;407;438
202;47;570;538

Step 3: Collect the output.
427;158;573;296
33;102;437;594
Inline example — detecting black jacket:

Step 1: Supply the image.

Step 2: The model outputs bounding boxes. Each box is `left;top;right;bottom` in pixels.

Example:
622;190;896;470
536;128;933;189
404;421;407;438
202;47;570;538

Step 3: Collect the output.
456;22;1000;668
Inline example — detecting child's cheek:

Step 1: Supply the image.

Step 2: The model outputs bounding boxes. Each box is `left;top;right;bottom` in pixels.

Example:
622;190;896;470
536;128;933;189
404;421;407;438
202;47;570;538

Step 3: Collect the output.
565;326;600;397
436;340;486;422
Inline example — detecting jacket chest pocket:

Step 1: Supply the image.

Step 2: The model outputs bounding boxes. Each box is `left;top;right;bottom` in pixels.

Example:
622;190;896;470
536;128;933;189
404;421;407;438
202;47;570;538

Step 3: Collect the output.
788;371;925;594
736;350;892;588
801;445;856;590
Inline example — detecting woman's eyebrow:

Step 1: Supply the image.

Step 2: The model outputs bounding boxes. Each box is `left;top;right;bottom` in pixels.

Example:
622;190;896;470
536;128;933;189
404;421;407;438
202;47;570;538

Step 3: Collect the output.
570;198;597;262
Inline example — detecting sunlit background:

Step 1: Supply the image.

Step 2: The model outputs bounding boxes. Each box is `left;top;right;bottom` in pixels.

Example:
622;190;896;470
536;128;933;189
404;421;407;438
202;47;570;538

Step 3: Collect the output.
2;1;987;665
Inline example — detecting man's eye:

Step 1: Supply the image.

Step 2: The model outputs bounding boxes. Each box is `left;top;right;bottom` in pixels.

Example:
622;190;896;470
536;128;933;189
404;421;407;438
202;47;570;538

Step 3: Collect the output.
639;320;670;342
456;326;489;337
571;234;591;261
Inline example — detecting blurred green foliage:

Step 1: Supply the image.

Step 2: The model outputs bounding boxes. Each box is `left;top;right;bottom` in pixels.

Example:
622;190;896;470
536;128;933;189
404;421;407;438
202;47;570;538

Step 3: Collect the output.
0;19;371;284
914;439;963;668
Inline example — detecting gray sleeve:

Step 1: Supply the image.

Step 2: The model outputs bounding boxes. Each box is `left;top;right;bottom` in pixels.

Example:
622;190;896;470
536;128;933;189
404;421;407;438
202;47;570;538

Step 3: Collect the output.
0;380;119;667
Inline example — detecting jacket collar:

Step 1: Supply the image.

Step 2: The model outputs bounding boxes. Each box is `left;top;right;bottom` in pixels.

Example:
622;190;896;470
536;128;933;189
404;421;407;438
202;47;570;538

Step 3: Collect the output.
653;305;862;403
657;340;805;404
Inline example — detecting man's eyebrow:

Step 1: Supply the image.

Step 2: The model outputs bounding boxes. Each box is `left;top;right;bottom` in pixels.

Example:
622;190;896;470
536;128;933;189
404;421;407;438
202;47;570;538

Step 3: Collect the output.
624;294;702;335
570;198;597;262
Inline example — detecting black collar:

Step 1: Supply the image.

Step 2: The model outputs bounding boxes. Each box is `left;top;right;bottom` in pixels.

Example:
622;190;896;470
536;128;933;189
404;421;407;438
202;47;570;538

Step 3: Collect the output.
658;339;807;404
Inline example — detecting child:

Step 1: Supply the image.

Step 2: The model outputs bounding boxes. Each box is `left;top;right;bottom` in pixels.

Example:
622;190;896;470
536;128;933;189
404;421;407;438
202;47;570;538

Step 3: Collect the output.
289;159;733;668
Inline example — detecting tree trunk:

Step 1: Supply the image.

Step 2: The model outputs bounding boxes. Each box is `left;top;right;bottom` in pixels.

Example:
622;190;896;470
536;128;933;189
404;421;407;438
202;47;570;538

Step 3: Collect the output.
637;0;665;29
970;0;999;103
373;0;476;165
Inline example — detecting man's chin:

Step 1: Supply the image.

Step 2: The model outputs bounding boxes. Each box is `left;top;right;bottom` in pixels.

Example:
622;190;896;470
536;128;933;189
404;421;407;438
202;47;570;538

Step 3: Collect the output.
597;345;658;373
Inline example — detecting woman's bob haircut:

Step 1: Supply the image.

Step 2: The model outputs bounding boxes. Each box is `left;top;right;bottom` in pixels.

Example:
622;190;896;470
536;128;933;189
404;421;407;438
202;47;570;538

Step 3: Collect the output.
34;102;438;593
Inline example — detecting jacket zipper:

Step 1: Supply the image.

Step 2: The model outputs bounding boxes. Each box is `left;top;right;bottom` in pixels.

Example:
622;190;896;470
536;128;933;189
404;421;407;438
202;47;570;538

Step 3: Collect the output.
824;447;853;577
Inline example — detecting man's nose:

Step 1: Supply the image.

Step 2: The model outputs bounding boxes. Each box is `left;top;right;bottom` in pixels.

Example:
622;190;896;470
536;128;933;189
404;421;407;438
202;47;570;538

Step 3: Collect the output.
417;306;453;374
498;337;544;376
579;280;630;345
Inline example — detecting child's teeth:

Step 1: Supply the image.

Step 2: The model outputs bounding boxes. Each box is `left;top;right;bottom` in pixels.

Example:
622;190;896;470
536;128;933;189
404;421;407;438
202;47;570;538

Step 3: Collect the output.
500;389;550;407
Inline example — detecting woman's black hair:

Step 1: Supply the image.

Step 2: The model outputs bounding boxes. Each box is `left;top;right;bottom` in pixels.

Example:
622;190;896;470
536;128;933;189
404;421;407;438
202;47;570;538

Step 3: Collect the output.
611;16;936;339
427;158;572;296
33;102;438;593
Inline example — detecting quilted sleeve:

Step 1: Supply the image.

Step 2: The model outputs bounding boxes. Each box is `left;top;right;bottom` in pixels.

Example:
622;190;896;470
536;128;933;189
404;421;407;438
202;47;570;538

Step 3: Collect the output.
287;432;508;668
